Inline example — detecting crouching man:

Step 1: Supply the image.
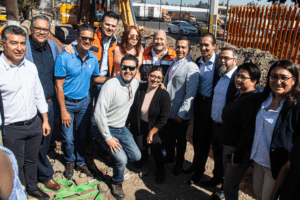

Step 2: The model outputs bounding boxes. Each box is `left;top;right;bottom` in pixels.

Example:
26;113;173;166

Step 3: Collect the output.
94;54;141;199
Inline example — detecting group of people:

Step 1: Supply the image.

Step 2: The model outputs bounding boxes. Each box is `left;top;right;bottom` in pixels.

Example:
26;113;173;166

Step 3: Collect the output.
0;10;299;200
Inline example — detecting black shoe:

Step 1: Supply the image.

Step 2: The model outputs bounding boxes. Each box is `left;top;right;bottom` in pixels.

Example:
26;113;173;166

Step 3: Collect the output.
187;174;202;185
111;181;125;199
27;188;50;200
201;177;223;187
76;164;93;177
211;189;225;200
164;156;174;164
183;165;195;174
134;159;147;168
64;162;75;180
155;168;165;184
173;164;183;176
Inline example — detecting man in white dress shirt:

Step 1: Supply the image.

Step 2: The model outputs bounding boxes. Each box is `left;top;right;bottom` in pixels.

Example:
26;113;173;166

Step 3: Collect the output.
0;26;51;200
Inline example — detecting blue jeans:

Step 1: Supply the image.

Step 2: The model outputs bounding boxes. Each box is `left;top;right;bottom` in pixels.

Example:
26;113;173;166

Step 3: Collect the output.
93;125;141;182
61;95;91;166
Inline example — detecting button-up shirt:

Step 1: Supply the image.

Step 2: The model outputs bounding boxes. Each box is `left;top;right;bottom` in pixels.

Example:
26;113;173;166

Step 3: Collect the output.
0;53;48;125
151;47;168;65
211;66;237;123
251;93;284;168
168;55;190;81
198;52;215;97
29;36;55;99
100;34;113;77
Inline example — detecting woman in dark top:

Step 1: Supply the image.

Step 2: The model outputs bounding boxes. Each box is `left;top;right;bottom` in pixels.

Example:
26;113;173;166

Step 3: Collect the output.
250;60;300;200
127;66;171;184
221;62;261;200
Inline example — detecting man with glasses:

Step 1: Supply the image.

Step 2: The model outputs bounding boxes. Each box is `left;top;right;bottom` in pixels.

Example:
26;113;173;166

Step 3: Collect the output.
55;24;107;180
205;47;238;200
93;54;141;199
25;15;60;191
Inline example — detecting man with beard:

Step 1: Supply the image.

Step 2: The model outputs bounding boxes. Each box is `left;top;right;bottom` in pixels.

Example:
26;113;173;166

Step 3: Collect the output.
206;47;238;200
162;37;200;176
24;16;60;191
183;33;220;185
55;24;107;180
140;30;176;81
94;54;141;199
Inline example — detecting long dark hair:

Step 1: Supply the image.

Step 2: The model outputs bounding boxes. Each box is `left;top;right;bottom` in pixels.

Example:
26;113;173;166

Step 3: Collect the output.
261;60;300;110
119;26;142;57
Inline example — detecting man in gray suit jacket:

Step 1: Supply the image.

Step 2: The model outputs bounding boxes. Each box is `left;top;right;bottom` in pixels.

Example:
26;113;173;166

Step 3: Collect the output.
162;37;200;176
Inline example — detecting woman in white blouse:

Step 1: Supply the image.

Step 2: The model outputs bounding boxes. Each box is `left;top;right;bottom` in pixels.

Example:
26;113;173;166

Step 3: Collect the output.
250;60;300;200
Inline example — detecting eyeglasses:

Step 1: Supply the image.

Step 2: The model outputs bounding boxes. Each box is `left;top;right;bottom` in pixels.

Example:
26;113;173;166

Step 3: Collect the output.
121;65;137;71
33;26;50;33
79;36;95;42
127;85;133;99
149;74;162;81
219;56;236;61
269;75;294;83
129;34;140;40
235;75;251;80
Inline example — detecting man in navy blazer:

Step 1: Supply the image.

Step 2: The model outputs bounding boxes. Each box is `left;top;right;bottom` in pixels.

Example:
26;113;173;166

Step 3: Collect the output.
162;36;200;176
25;16;60;191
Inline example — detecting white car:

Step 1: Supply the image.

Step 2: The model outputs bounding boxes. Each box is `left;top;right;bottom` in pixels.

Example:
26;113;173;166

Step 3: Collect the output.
168;21;198;36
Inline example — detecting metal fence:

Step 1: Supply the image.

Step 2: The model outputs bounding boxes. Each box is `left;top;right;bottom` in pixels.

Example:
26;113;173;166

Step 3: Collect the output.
226;4;300;64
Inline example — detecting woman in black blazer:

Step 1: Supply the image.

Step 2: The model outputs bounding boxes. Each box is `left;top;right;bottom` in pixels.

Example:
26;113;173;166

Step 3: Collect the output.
250;60;300;200
127;66;171;184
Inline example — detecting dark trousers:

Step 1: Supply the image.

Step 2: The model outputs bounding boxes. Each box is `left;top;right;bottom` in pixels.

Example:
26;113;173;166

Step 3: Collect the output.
3;116;42;191
164;118;189;165
134;120;164;169
192;94;212;177
37;100;54;182
211;122;224;181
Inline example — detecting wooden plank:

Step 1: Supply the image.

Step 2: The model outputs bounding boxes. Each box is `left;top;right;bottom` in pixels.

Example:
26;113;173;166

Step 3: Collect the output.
248;5;257;47
229;6;236;44
242;6;250;47
232;6;239;45
276;5;288;57
245;6;253;48
238;6;247;47
279;5;293;60
289;13;300;61
255;5;264;49
259;5;269;49
271;5;283;55
252;5;261;48
235;6;243;46
283;5;298;59
226;6;233;42
263;5;273;50
267;5;278;51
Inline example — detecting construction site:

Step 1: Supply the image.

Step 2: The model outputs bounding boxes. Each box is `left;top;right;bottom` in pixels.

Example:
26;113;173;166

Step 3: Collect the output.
1;0;300;199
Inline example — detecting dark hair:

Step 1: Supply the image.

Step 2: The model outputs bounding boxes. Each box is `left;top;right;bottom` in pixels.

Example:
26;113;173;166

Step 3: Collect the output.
176;36;191;50
199;32;216;45
147;66;164;76
101;11;119;22
119;26;142;57
31;16;51;30
220;47;238;58
121;54;139;68
237;62;261;84
2;25;26;42
77;24;95;36
261;60;300;110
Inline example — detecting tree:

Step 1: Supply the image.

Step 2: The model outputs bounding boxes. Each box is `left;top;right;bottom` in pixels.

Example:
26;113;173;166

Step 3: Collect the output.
165;1;169;5
18;0;40;20
267;0;300;3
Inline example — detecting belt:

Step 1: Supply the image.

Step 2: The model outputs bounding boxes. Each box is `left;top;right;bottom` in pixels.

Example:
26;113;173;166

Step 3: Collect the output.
199;94;209;101
65;96;85;103
46;98;52;103
213;120;223;126
9;115;37;126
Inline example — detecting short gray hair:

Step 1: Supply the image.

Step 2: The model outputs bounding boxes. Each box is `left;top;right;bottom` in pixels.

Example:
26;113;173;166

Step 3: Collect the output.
31;16;51;30
220;47;238;59
2;25;26;42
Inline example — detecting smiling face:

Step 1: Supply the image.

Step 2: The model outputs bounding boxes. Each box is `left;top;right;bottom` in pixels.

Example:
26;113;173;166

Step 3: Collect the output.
3;33;26;66
147;70;163;90
269;67;296;98
76;30;94;51
31;19;50;47
175;40;189;60
219;50;238;75
153;30;167;54
101;16;118;38
120;60;137;84
199;36;216;59
235;68;256;93
127;28;139;47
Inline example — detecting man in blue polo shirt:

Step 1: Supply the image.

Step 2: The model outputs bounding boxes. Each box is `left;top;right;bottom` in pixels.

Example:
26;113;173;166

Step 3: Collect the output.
55;24;107;180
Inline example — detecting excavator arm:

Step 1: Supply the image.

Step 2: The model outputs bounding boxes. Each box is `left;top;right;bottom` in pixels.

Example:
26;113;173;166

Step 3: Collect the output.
116;0;136;27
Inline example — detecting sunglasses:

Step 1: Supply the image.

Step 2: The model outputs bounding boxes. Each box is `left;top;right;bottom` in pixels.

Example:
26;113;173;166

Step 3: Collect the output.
79;36;95;42
121;65;137;71
129;34;140;40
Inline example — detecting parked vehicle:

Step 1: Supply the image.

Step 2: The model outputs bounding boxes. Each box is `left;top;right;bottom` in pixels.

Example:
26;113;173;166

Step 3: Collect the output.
148;7;162;21
195;22;208;35
217;25;227;37
162;9;171;22
168;20;198;36
171;11;192;22
133;6;148;20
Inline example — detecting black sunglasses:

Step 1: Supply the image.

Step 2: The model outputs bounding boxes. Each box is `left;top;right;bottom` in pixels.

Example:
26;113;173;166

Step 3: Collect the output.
121;65;137;71
79;36;95;42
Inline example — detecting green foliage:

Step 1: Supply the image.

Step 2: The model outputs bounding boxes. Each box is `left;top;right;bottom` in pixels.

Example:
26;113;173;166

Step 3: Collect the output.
18;0;41;19
267;0;300;3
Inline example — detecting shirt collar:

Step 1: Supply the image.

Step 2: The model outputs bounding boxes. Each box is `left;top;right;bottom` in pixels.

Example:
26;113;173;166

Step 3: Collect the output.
29;36;48;51
151;47;168;58
199;52;215;64
224;66;237;79
72;45;91;61
1;53;25;70
100;29;113;44
174;54;190;64
117;74;133;87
